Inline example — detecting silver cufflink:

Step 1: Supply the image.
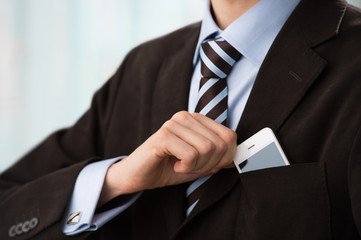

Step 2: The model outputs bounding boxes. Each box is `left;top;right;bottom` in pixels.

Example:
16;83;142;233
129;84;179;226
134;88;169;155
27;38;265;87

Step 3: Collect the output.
67;211;82;225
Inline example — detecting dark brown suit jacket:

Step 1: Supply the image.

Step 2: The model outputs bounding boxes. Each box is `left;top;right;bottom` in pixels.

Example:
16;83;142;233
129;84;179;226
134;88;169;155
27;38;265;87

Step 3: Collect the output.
1;0;361;239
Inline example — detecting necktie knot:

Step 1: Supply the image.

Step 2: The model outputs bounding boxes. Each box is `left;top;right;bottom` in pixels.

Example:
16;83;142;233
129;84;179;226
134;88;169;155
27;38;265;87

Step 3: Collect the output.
200;38;241;79
195;37;241;125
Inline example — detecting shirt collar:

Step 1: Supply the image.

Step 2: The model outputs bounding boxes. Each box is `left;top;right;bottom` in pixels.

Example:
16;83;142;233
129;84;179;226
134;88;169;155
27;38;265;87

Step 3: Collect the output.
193;0;301;67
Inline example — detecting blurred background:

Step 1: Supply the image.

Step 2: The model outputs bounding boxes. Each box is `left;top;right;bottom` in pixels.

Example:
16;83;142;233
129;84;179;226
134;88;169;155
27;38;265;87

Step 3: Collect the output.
1;0;360;172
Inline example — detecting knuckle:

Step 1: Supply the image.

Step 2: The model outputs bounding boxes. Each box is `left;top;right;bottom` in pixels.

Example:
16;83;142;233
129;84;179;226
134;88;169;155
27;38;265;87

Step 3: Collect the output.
217;139;227;153
183;148;198;164
199;139;215;155
191;112;202;119
161;119;178;132
223;129;237;143
182;149;198;172
158;124;172;139
172;111;191;122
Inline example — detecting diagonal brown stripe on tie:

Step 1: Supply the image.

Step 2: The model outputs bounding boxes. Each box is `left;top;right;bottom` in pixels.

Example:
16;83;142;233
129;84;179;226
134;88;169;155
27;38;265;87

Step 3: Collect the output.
205;97;228;120
201;42;233;76
199;76;210;89
216;40;242;60
195;79;227;113
200;60;219;79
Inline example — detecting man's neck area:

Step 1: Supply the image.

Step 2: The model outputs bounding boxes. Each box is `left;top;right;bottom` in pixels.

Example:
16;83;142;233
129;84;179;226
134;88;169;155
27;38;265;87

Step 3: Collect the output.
211;0;261;30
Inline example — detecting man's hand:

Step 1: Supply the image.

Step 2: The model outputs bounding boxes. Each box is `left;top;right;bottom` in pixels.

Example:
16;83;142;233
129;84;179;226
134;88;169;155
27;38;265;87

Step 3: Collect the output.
99;111;237;205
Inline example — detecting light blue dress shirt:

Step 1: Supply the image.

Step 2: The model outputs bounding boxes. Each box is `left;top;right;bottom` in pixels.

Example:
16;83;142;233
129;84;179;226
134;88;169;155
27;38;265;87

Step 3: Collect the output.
63;0;300;235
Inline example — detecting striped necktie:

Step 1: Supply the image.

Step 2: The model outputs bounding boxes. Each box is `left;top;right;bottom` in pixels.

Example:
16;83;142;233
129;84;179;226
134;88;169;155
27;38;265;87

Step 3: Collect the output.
186;37;241;216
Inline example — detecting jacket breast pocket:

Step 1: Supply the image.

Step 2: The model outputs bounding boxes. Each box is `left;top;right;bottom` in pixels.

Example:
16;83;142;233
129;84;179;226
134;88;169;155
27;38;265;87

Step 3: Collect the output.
237;162;331;240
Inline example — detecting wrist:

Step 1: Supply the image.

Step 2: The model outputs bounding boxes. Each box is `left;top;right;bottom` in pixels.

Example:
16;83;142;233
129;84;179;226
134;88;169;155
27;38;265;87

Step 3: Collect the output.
98;160;132;206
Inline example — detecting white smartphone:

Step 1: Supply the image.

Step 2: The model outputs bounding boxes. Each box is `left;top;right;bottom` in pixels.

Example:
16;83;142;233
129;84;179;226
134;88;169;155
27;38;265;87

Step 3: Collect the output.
234;127;289;174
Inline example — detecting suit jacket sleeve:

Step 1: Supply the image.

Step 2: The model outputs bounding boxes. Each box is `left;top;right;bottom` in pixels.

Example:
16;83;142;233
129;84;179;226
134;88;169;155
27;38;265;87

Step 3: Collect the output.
0;49;132;240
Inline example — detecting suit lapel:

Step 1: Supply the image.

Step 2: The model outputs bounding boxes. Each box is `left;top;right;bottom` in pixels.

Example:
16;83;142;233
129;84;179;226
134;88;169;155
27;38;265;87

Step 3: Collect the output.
235;0;346;143
157;184;187;237
176;168;239;232
151;24;200;133
235;22;327;143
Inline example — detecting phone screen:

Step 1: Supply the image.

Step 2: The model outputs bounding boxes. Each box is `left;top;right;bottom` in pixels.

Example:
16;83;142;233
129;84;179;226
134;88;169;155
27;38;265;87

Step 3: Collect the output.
239;142;288;173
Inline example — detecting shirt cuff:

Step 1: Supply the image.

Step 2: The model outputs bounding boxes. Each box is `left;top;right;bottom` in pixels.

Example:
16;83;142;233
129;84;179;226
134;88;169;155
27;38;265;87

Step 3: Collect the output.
62;157;141;236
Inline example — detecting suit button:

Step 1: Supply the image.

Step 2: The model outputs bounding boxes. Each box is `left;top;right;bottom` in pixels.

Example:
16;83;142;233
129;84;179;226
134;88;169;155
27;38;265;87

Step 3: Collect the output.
15;223;23;235
22;221;30;233
8;225;16;237
8;217;38;238
29;217;38;229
